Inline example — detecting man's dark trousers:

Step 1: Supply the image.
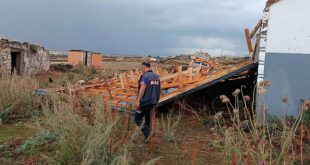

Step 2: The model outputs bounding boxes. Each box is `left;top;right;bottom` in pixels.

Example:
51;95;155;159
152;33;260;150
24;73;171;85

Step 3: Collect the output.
134;104;155;140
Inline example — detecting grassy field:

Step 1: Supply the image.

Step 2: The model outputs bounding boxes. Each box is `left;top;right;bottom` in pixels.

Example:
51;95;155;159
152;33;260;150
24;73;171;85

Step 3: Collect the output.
0;124;35;144
102;61;142;73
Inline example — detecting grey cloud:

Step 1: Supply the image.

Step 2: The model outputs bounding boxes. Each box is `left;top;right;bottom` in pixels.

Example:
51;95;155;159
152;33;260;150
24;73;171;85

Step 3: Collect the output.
0;0;265;56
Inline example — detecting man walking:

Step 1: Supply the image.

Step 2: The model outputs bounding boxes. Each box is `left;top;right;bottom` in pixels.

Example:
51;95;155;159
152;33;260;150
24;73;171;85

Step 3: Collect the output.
134;62;161;143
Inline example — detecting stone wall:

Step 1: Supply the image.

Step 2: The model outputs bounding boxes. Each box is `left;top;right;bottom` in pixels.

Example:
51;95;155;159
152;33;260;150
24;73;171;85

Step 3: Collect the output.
0;39;11;73
0;38;50;75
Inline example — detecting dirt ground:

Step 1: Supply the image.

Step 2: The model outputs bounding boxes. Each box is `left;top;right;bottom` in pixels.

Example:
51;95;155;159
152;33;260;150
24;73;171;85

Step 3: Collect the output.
0;123;37;164
0;116;224;165
128;117;224;165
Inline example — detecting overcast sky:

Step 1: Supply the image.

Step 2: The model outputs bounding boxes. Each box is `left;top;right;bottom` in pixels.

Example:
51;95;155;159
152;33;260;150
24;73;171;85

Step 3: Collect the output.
0;0;265;56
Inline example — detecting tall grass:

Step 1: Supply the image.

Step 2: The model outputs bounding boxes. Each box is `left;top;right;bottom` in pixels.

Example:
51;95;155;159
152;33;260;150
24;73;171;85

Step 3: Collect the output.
66;65;101;83
213;81;308;164
0;72;162;164
49;64;103;87
0;73;39;123
38;94;120;164
161;112;181;143
36;93;163;165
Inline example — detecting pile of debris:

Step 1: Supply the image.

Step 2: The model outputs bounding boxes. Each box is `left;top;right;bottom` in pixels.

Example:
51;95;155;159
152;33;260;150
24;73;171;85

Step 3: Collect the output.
39;53;256;111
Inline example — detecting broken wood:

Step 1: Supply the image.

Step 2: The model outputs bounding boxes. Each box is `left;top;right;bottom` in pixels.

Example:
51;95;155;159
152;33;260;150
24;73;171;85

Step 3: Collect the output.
244;28;254;55
250;19;262;38
43;55;256;111
178;65;183;89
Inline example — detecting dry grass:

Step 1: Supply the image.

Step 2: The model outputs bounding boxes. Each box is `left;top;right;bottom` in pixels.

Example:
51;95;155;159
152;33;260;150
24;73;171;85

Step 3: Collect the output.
161;112;181;143
0;73;39;123
102;62;142;73
28;93;163;165
101;61;181;77
38;94;121;164
212;81;309;164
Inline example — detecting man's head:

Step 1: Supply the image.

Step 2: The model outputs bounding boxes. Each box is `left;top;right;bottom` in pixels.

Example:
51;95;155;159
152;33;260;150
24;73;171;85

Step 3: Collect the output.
141;62;151;73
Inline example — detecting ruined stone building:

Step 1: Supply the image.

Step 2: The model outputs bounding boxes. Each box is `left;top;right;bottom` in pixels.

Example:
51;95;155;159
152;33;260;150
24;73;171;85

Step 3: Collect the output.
0;38;50;75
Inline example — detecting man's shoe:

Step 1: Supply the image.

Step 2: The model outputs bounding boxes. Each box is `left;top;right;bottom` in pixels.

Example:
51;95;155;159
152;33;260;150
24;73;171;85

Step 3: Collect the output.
143;135;150;144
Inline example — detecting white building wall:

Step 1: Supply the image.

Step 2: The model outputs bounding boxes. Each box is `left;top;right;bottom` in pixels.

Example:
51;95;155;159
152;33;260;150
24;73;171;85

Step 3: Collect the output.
266;0;310;54
256;0;310;118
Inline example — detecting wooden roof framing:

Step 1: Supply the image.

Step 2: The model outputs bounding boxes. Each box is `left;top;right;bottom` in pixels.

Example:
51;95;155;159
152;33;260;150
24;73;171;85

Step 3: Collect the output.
43;53;257;111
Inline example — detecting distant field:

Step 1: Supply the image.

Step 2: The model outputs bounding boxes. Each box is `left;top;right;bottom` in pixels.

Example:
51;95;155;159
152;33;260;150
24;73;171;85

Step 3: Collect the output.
50;56;189;73
50;56;68;65
50;56;141;70
102;61;142;73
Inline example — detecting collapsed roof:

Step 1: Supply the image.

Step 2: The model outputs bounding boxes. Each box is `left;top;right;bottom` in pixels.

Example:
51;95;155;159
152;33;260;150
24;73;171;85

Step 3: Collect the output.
41;53;257;111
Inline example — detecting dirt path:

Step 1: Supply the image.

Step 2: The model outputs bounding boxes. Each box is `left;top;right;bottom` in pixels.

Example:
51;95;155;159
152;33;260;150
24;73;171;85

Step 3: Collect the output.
128;118;224;165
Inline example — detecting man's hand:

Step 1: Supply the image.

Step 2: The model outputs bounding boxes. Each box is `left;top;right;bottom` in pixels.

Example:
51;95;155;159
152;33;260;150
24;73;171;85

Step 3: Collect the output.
135;101;140;109
136;82;146;109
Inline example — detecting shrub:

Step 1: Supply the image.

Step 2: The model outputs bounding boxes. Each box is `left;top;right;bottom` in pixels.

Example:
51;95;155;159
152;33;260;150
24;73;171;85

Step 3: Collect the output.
0;73;39;123
38;94;123;165
15;130;56;154
67;65;101;83
51;64;103;87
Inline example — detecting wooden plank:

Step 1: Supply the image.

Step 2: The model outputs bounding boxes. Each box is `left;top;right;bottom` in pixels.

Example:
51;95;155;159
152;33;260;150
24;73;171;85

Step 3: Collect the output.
161;70;189;81
252;35;260;61
120;74;125;89
244;28;254;55
195;63;202;80
123;73;131;86
250;19;262;38
130;70;135;83
161;79;201;89
189;66;193;81
154;67;159;75
178;65;183;89
102;77;113;100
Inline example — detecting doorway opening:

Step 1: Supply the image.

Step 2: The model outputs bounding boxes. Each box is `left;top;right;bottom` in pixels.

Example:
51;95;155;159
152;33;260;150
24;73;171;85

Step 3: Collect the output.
11;52;22;75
